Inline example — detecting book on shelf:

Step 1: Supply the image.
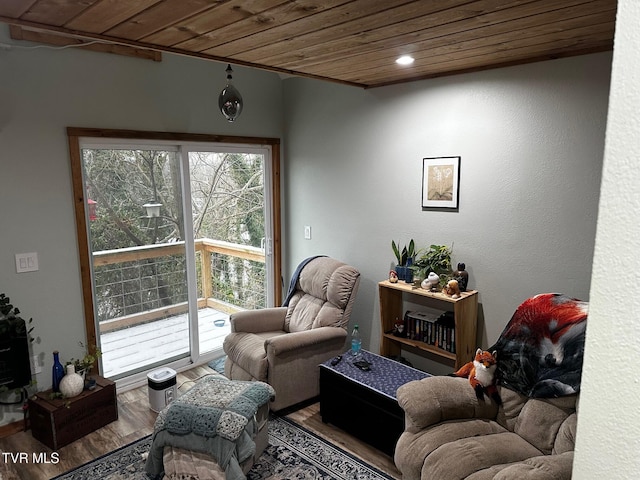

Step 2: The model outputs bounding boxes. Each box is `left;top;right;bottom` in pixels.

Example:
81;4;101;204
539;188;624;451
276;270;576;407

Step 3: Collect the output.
436;311;456;353
404;310;456;353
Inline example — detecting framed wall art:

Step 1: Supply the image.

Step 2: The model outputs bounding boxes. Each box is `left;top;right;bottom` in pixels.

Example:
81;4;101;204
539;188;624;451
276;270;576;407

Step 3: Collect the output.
422;156;461;210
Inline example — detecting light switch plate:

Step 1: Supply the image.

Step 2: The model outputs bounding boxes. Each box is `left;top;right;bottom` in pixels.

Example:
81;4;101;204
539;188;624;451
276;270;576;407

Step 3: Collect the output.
304;225;312;240
15;252;39;273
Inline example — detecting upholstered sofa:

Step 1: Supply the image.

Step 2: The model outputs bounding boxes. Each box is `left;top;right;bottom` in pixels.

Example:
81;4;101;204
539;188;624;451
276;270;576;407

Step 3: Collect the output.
395;376;577;479
395;293;586;480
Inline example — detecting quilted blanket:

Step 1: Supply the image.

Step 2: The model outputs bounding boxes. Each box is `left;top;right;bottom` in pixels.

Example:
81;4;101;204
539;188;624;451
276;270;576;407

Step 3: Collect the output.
145;374;274;480
489;293;588;398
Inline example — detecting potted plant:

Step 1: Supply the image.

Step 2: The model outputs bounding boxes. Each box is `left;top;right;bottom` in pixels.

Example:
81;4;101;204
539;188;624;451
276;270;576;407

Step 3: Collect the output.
392;239;417;282
67;342;102;381
412;244;453;287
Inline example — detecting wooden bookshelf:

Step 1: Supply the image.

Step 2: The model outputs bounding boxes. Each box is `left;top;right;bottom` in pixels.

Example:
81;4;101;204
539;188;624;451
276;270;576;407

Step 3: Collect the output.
378;280;478;369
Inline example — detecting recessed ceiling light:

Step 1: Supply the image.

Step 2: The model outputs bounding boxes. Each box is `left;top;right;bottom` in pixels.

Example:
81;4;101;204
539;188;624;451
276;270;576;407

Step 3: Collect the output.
396;55;415;66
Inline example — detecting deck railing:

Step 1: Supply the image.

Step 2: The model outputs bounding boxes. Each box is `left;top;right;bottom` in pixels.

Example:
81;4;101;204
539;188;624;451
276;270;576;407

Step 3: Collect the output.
92;239;265;333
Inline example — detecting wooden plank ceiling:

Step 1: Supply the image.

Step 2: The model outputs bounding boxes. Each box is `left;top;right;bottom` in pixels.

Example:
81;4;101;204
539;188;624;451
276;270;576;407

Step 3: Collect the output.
0;0;617;88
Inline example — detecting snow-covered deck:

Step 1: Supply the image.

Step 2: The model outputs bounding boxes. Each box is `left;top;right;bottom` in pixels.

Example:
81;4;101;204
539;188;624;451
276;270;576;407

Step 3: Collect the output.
100;307;231;378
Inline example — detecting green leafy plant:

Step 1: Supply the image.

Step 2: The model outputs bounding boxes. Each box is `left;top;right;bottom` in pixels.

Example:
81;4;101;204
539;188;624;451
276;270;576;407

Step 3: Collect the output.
67;342;102;375
0;293;35;342
412;244;453;284
391;239;416;266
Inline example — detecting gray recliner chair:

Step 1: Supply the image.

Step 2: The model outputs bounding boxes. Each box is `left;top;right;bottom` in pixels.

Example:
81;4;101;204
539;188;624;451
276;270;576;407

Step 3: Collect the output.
223;257;360;411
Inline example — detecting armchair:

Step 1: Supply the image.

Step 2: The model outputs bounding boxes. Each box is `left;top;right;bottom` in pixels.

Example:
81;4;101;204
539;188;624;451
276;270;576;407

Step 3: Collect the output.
223;257;360;411
395;377;577;480
394;293;586;480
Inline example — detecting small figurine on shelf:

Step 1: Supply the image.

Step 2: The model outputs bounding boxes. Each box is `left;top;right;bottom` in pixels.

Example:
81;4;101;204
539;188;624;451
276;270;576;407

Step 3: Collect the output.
442;279;461;299
393;317;406;337
421;271;440;291
389;270;399;283
453;262;469;292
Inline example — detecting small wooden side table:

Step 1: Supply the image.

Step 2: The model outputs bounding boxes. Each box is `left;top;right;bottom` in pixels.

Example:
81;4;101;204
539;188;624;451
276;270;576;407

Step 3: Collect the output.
29;376;118;450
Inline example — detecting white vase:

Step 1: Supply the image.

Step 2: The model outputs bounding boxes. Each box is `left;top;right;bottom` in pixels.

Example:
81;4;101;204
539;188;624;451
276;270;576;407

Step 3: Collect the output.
59;364;84;398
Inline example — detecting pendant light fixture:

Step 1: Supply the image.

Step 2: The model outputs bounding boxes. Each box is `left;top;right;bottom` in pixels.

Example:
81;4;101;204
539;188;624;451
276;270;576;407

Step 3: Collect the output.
218;64;243;122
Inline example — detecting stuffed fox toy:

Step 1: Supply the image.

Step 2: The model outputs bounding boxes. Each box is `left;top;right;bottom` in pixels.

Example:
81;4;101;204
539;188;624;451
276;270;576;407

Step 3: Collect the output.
453;348;502;405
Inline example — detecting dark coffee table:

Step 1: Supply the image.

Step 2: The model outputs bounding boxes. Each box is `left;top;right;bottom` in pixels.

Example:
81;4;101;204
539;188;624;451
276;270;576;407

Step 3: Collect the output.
319;350;430;455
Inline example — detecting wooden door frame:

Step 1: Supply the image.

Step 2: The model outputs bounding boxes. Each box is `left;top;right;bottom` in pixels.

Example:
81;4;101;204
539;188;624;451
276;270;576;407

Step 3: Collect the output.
67;127;282;374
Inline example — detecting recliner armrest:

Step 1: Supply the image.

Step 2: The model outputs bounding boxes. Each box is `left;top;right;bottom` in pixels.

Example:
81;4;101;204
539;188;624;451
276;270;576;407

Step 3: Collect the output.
229;307;287;333
265;326;347;357
397;376;499;431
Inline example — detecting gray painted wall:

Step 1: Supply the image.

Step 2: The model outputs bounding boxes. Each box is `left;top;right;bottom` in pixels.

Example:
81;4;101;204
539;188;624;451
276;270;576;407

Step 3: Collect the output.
282;52;611;374
0;24;283;425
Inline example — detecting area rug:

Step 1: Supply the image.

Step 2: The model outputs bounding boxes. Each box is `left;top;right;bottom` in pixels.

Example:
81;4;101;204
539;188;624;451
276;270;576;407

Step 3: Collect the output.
208;356;226;375
52;415;395;480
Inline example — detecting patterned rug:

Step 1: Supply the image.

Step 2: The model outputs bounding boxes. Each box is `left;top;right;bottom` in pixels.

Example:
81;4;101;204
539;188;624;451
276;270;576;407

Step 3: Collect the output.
53;415;395;480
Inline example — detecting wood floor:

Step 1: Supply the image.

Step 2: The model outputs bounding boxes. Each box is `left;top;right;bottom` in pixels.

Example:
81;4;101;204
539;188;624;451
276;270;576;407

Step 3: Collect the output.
0;365;401;479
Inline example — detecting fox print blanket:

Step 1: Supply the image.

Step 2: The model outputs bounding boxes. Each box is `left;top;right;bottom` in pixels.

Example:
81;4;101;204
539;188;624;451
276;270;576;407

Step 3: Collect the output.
489;293;588;398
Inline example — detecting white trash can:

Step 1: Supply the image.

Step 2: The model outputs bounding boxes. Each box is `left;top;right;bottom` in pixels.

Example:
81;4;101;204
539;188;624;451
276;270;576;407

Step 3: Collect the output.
147;367;177;412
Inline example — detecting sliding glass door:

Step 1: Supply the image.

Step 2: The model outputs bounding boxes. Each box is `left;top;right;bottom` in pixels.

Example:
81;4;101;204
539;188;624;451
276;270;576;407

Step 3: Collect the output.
185;146;274;356
76;136;276;380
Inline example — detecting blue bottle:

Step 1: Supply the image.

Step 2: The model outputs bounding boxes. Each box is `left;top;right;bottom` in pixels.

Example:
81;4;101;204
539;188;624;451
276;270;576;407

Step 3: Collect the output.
52;351;64;393
351;324;362;358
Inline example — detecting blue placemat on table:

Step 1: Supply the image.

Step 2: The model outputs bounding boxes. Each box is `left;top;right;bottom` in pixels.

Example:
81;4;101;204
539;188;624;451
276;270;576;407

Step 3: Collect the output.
320;350;430;400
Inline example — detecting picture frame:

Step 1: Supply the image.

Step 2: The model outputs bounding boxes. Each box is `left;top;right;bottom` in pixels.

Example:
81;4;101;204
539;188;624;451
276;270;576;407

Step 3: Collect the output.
422;156;461;210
